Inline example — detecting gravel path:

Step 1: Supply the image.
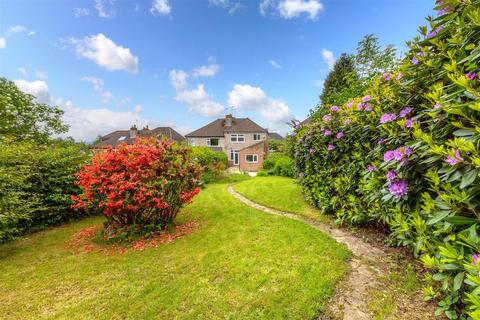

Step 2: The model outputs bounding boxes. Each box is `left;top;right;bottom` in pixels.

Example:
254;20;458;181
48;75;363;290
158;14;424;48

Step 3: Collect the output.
227;185;387;320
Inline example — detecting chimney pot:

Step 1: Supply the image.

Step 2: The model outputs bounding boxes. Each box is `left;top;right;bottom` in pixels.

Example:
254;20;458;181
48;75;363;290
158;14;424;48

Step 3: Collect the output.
130;124;138;138
225;114;233;127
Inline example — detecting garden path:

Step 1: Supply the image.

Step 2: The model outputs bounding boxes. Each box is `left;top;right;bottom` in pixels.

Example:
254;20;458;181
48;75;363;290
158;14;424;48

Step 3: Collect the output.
227;185;385;320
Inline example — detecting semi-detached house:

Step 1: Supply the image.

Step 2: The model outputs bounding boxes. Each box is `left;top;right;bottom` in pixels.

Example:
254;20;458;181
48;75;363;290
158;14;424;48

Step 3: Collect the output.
185;114;268;172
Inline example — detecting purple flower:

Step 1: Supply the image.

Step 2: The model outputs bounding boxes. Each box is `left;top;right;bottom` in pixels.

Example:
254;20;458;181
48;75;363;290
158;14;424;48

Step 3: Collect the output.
384;146;412;163
327;144;335;151
336;131;344;139
324;129;332;136
320;127;325;132
397;72;403;80
362;95;371;103
399;107;413;118
357;102;365;111
405;119;417;128
323;114;332;122
363;104;372;111
384;150;395;162
466;73;478;81
434;103;442;109
411;56;419;65
389;180;408;198
309;148;315;154
426;26;443;39
472;254;480;266
330;106;339;112
445;149;464;166
418;51;426;57
377;138;386;145
380;113;397;124
383;73;390;81
387;170;397;182
367;165;375;172
299;172;305;178
344;118;352;124
346;102;353;109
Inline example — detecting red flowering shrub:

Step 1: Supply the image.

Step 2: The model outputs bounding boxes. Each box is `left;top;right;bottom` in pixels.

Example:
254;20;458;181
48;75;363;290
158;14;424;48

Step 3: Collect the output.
72;138;201;238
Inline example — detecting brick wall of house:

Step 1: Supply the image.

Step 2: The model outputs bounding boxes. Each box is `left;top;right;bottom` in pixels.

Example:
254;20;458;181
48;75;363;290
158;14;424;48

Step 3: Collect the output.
239;142;267;172
187;137;226;149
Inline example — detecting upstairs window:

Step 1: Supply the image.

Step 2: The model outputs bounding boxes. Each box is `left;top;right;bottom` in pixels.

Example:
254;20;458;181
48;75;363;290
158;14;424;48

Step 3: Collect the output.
206;138;219;146
230;134;245;143
253;133;261;141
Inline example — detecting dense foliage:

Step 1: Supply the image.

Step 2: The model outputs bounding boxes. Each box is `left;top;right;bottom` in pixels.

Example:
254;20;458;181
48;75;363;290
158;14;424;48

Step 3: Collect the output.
191;146;228;184
290;1;480;318
73;138;202;238
259;153;294;177
0;77;67;143
0;139;89;243
320;53;358;106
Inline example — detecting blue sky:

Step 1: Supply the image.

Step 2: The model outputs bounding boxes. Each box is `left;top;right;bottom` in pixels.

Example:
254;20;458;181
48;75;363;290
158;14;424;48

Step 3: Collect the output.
0;0;434;141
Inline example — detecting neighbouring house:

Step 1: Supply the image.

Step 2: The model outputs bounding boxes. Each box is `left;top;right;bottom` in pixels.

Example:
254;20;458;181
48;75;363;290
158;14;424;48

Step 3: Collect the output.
185;114;269;172
93;125;185;149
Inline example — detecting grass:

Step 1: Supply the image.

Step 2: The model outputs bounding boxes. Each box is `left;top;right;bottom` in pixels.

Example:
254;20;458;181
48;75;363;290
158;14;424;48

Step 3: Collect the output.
0;182;350;320
233;176;329;224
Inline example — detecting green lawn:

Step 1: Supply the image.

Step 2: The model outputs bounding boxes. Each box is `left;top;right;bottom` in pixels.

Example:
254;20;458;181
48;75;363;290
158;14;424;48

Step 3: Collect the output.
0;182;350;320
234;176;329;223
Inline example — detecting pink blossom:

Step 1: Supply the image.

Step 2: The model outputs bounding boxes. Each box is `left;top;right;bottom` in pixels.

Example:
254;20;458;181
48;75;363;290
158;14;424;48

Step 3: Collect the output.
344;118;352;124
380;113;397;124
336;131;344;139
362;95;371;102
434;103;442;109
411;56;419;65
472;254;480;266
399;107;413;118
397;72;403;80
324;129;332;136
327;144;335;151
377;138;386;145
367;165;375;172
445;149;464;166
387;170;397;182
383;73;390;81
323;114;332;122
330;106;339;112
347;102;353;109
389;180;408;198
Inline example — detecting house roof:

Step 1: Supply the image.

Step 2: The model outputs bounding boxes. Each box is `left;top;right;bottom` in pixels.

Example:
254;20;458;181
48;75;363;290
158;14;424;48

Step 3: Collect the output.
239;141;266;152
94;127;185;148
268;132;284;140
185;117;267;137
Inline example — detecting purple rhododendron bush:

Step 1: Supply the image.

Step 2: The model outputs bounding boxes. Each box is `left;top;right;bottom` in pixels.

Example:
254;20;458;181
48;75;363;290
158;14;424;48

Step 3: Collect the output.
290;1;480;318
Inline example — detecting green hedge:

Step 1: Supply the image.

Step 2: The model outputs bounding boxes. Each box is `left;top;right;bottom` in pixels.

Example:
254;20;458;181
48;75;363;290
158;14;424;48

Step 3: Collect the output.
260;153;294;177
191;146;228;184
290;1;480;318
0;139;90;242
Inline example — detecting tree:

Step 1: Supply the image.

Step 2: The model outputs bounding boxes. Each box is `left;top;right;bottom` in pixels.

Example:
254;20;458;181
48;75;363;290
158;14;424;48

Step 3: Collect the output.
0;77;68;142
354;34;397;80
320;53;360;106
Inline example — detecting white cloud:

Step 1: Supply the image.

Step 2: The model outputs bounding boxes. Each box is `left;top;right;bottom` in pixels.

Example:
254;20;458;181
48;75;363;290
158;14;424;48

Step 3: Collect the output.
260;0;323;19
6;25;27;36
82;76;114;103
269;59;282;69
17;67;27;76
228;84;293;125
175;84;224;117
63;33;138;74
192;64;219;78
95;0;115;18
35;70;48;79
0;37;5;49
321;48;335;71
74;7;89;18
169;70;189;90
28;31;35;36
209;0;243;14
14;79;51;104
133;104;143;113
151;0;171;16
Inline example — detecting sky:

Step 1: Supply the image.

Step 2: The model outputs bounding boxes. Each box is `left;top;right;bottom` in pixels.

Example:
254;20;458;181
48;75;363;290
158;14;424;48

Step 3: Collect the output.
0;0;434;141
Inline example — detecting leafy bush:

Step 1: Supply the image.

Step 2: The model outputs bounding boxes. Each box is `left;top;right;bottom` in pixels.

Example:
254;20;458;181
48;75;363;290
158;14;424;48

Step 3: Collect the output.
261;153;294;177
73;138;202;238
191;146;228;184
290;1;480;318
0;139;89;243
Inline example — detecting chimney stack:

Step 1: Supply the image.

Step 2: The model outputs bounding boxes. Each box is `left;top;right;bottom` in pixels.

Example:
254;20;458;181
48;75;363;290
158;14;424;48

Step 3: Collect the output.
225;114;233;127
130;124;138;138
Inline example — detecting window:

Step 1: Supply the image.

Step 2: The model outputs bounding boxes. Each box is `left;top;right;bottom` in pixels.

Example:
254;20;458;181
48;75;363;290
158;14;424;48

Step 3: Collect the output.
118;136;127;141
230;150;239;165
206;138;219;146
230;134;245;143
253;133;261;141
245;154;258;163
189;138;196;146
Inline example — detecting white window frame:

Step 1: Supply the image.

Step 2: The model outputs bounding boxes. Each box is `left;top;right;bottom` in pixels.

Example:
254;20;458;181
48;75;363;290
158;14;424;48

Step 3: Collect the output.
230;134;245;143
253;133;261;141
230;150;239;165
245;154;258;163
206;138;220;146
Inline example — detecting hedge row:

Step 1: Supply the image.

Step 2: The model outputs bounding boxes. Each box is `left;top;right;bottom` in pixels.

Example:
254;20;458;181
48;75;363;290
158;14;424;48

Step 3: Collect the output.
290;1;480;318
